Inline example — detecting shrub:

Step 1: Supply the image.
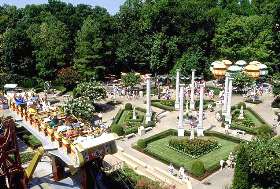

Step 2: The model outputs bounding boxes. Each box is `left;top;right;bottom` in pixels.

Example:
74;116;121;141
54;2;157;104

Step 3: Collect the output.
112;109;124;124
137;139;147;149
125;103;133;110
271;96;280;108
232;145;251;189
168;138;219;158
57;67;81;90
111;124;125;136
237;102;246;109
124;127;138;135
256;124;273;139
191;160;206;177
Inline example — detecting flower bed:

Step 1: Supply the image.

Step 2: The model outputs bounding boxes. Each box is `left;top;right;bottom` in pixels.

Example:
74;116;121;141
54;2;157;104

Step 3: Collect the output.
111;105;156;136
168;138;220;158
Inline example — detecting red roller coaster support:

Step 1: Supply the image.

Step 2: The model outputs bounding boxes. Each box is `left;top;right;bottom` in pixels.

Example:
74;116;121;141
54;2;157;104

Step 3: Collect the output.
0;117;27;189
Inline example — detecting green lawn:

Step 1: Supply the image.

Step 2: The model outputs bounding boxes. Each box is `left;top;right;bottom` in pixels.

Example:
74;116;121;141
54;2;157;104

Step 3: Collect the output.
244;110;263;126
145;136;238;171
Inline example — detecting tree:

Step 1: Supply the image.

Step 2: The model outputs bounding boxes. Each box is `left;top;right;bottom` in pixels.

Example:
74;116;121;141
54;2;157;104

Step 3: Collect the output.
232;144;251;189
213;15;276;70
272;73;280;96
233;72;254;91
57;67;81;90
171;49;206;78
73;81;106;103
27;13;70;79
74;8;115;80
121;72;141;88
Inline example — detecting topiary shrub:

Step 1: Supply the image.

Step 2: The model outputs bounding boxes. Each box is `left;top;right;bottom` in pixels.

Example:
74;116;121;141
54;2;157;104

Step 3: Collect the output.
256;124;273;139
125;103;133;110
137;139;147;149
237;102;246;109
111;124;125;136
191;160;206;177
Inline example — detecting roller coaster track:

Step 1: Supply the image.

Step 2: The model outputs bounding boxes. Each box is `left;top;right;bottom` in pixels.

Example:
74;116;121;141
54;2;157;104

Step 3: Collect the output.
0;117;26;189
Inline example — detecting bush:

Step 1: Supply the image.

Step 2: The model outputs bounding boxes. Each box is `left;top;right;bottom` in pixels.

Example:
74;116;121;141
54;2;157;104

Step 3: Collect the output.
191;160;206;177
137;139;147;149
237;102;246;109
112;109;124;124
111;124;125;136
124;126;138;135
256;125;273;138
232;145;251;189
125;103;133;110
271;96;280;108
151;101;175;111
168;138;219;158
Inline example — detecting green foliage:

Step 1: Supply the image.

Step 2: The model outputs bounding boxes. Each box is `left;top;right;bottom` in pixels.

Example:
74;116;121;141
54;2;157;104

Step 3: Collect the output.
190;160;206;177
57;67;81;89
151;100;175;111
233;73;254;91
272;96;280;108
63;97;95;120
168;137;220;158
111;124;125;136
272;73;280;96
20;152;35;164
232;145;251;189
137;139;147;149
256;124;274;139
121;72;141;88
125;103;133;110
73;81;106;102
22;134;41;149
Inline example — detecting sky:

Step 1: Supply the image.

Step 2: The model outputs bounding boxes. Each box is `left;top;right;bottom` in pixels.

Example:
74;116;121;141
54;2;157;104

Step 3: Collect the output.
0;0;126;15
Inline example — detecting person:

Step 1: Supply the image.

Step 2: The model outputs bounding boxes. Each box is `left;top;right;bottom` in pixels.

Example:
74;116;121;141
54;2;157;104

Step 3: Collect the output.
220;159;225;170
178;167;185;179
168;163;175;176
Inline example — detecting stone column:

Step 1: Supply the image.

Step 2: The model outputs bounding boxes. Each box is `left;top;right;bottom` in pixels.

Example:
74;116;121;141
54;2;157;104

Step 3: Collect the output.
174;69;180;110
146;74;152;123
197;84;204;136
178;84;185;137
190;69;196;110
223;73;229;115
225;77;233;125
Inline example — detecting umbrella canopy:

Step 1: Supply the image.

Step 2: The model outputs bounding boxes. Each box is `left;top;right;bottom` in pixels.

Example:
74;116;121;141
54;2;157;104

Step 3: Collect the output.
211;61;223;66
258;64;267;70
245;64;260;71
222;60;233;66
228;65;242;72
249;61;261;65
213;63;226;69
235;60;247;66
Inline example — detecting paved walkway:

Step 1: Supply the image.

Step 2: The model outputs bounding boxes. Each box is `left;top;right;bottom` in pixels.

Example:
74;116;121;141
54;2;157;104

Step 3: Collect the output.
102;93;278;189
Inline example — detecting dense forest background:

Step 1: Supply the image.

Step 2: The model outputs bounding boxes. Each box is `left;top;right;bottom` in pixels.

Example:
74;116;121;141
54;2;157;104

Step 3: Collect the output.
0;0;279;88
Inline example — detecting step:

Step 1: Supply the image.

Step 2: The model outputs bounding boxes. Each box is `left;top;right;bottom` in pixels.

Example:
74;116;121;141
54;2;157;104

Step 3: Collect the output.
113;153;139;170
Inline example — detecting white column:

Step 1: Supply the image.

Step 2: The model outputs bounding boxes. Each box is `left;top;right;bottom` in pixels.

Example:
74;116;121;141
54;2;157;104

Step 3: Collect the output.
146;74;152;123
190;69;195;110
197;84;204;136
223;73;229;115
174;69;180;110
178;85;185;137
225;78;233;125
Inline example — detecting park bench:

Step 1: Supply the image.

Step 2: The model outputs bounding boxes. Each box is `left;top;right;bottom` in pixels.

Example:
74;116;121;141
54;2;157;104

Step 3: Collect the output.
126;133;136;139
144;127;153;132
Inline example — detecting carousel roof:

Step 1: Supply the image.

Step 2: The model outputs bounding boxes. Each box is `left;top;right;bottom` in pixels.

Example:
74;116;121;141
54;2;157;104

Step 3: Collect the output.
235;60;247;66
222;59;233;66
258;63;268;70
213;63;227;69
228;65;242;72
211;61;223;66
245;64;260;71
249;61;261;65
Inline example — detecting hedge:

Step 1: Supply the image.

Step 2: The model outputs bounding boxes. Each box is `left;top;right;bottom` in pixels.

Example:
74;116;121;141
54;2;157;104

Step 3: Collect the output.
125;103;133;110
111;124;125;136
191;160;206;177
112;109;124;124
135;129;243;179
151;101;175;111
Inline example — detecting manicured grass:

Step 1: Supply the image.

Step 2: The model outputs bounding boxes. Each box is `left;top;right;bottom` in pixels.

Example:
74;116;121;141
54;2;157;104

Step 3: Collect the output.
145;135;238;171
244;110;263;126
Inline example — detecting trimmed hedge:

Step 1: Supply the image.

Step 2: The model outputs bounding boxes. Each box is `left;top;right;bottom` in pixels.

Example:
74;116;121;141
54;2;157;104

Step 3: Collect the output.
112;109;124;124
135;129;242;179
125;103;133;110
191;160;206;177
151;101;175;111
111;124;125;136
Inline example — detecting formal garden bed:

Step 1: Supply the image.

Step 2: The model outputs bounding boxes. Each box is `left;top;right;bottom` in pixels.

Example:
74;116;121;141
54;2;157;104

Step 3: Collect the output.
135;129;241;180
227;103;272;135
111;103;156;136
15;124;42;149
151;99;216;111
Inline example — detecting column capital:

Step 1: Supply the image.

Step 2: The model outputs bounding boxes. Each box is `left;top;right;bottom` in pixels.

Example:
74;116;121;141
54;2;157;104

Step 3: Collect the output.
225;72;230;77
191;69;196;72
176;69;180;72
145;74;152;79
